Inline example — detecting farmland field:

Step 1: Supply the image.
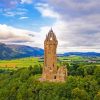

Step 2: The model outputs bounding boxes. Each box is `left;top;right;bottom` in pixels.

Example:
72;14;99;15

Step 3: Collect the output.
0;57;43;70
0;56;100;70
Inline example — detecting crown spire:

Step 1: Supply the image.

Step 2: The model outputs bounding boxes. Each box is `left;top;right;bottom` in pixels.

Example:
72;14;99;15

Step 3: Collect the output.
45;28;58;42
50;27;53;32
48;28;55;38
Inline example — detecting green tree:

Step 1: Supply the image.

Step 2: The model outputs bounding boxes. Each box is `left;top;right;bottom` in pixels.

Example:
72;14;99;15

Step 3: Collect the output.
32;64;42;75
94;91;100;100
94;66;100;84
83;76;99;99
76;66;84;76
68;63;80;75
72;87;90;100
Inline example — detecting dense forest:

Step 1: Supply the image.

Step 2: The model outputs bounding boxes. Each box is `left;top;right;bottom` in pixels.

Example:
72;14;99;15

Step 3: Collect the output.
0;62;100;100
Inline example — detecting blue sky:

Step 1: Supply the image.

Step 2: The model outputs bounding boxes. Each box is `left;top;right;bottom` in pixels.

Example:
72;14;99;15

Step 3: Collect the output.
0;0;100;53
0;0;53;30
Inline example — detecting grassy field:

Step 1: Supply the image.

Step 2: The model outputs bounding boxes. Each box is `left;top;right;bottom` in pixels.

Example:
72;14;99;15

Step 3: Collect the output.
0;57;43;70
0;56;100;70
59;55;100;61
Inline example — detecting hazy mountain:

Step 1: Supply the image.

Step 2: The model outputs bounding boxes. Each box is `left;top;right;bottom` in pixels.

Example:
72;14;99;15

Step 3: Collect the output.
0;43;100;60
62;52;100;57
8;45;44;57
0;43;44;60
0;43;17;59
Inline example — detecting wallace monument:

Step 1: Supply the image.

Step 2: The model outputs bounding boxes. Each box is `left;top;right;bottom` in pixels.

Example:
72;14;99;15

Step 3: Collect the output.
40;29;67;82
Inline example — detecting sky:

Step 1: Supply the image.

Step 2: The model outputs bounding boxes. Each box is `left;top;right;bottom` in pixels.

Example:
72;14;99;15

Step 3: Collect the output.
0;0;100;53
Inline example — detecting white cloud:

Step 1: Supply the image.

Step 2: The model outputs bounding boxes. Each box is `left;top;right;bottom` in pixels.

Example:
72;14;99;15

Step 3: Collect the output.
21;0;33;4
3;8;28;17
19;16;29;19
34;0;100;53
53;17;100;53
0;24;35;45
45;0;100;12
35;3;60;19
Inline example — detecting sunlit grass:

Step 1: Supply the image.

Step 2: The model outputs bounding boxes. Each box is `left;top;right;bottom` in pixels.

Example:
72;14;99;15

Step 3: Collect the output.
0;56;100;70
0;57;43;70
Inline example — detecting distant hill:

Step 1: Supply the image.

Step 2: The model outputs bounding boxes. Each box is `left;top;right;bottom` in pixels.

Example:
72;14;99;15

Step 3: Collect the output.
0;43;44;60
0;43;17;59
8;45;44;57
62;52;100;57
0;43;100;60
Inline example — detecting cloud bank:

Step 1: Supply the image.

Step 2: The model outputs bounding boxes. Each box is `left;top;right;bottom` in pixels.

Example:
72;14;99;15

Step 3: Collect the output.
0;24;35;44
34;0;100;52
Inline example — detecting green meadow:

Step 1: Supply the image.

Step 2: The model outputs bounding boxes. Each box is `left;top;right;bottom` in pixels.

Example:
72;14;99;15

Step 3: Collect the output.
0;57;43;70
0;56;100;70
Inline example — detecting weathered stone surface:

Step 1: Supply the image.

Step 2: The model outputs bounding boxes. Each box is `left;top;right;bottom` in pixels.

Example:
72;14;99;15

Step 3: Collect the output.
41;29;67;82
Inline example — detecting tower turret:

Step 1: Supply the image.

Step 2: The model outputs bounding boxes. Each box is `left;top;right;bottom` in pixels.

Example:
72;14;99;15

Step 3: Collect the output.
43;29;58;81
40;29;67;82
45;28;58;43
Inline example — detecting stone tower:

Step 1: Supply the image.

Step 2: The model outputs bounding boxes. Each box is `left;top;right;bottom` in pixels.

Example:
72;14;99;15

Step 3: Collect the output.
41;29;67;82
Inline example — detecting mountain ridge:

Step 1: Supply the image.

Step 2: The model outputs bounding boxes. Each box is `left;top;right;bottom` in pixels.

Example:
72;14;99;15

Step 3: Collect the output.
0;43;100;60
62;52;100;57
0;43;44;60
